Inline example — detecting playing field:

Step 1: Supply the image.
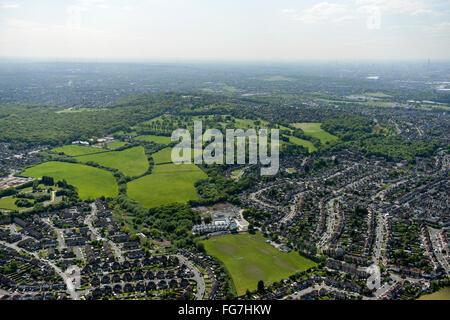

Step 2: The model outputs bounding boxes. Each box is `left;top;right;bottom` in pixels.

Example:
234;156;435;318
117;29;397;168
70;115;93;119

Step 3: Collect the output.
292;123;338;144
0;196;20;210
75;146;148;177
136;135;172;145
202;233;317;296
127;163;207;208
52;145;104;156
21;161;118;200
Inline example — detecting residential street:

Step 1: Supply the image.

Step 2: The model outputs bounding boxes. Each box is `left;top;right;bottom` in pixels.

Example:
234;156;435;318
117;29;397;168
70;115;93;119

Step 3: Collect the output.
176;254;205;300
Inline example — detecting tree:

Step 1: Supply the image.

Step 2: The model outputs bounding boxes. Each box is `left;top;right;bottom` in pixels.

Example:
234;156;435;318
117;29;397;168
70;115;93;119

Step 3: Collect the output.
196;242;206;253
204;215;212;224
257;280;265;293
41;176;54;186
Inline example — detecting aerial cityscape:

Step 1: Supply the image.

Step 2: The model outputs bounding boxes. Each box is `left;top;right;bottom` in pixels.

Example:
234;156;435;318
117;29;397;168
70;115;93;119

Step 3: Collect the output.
0;0;449;308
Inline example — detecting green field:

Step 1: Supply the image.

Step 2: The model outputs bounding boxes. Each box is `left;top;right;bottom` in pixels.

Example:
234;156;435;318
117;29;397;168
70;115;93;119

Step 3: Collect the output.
152;147;194;164
106;141;129;149
285;135;317;152
76;146;148;177
152;148;174;164
127;163;207;208
21;161;118;200
202;233;317;296
52;145;104;156
136;135;172;145
292;123;338;144
0;196;20;210
418;287;450;300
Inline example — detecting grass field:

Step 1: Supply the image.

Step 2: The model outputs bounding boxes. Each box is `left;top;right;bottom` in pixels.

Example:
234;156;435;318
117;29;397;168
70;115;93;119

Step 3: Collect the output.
106;141;129;149
76;146;148;177
136;135;172;145
52;145;104;156
152;147;194;164
152;147;174;164
21;161;118;200
285;135;317;152
202;233;317;296
0;196;20;210
292;123;338;144
127;163;207;208
418;287;450;300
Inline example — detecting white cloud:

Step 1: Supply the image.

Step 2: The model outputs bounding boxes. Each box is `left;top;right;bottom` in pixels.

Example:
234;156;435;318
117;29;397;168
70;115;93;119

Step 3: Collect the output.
281;2;348;24
355;0;432;16
280;9;296;14
425;22;450;37
1;3;19;9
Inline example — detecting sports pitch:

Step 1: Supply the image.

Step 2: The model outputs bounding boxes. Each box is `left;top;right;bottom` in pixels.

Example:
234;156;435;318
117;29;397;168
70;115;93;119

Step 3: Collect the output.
202;233;317;296
21;161;118;200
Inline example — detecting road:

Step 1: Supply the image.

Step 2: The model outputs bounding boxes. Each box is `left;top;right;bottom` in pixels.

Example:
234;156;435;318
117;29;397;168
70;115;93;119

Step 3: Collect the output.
85;202;124;263
429;228;450;275
249;185;279;210
176;254;205;300
43;190;56;206
373;211;387;265
55;228;66;250
283;283;359;300
318;197;340;249
280;191;308;224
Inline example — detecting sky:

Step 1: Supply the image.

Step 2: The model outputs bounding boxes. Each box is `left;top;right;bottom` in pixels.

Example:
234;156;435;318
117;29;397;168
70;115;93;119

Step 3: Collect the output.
0;0;449;61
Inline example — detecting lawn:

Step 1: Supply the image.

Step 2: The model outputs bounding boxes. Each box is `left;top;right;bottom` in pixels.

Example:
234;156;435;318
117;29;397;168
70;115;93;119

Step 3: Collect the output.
21;161;118;200
127;163;207;208
0;196;20;210
202;232;317;296
52;145;105;156
136;135;172;145
292;122;338;144
418;287;450;300
75;146;148;177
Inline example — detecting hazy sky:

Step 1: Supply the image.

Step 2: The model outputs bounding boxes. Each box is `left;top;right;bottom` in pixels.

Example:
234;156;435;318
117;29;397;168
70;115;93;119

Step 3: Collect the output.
0;0;449;60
